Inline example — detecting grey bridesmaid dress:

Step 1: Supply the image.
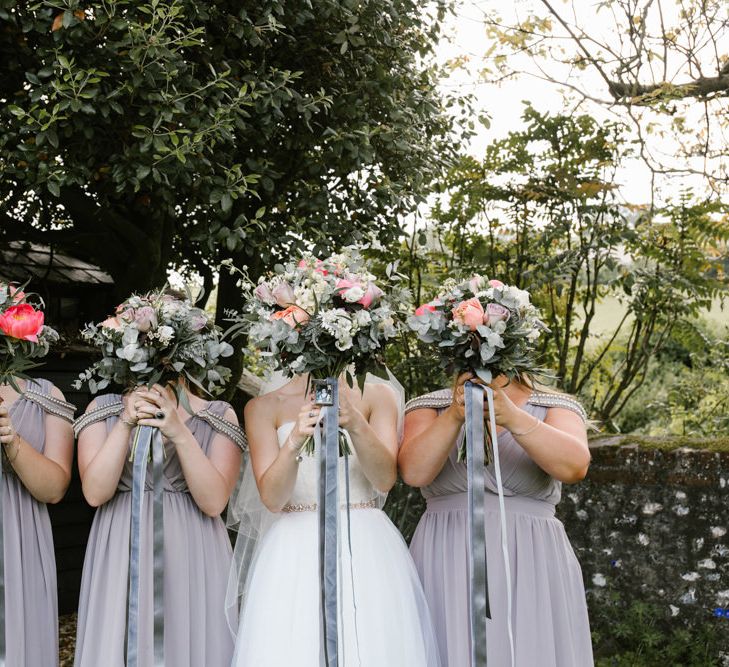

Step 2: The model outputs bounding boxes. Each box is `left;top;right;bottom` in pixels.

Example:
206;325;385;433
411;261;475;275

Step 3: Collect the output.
4;378;76;666
73;394;246;667
406;390;594;667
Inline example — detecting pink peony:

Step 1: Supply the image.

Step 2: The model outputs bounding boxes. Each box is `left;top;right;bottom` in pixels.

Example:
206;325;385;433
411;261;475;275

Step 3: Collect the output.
488;279;504;288
452;298;485;331
272;282;296;308
415;303;437;316
254;282;276;305
271;305;310;328
484;303;511;324
0;304;45;342
133;306;157;332
358;283;383;309
100;316;123;331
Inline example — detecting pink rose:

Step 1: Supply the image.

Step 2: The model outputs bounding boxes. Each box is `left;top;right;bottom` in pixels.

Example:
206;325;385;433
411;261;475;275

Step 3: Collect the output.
336;277;365;303
484;303;511;325
298;258;328;275
452;298;485;331
415;303;437;316
190;313;208;331
272;282;296;308
100;316;123;331
488;279;504;288
271;305;310;328
469;276;485;293
133;306;157;332
358;283;383;309
116;306;135;323
254;282;276;305
0;304;45;342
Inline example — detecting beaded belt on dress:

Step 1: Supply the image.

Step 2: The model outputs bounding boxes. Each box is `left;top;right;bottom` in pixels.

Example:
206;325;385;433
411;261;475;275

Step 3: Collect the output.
281;499;378;513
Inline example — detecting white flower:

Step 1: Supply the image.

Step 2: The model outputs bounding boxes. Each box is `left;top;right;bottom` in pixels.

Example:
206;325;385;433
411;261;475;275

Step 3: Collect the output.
155;325;175;345
352;310;372;329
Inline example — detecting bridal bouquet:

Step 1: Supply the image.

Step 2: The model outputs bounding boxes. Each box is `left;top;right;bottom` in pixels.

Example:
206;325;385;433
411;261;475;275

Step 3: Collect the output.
232;246;408;453
408;275;548;412
74;289;234;396
0;282;59;392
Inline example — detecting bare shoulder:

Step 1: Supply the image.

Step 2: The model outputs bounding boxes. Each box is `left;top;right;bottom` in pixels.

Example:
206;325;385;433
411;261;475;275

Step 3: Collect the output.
50;384;67;402
243;392;274;420
223;406;239;425
362;382;397;411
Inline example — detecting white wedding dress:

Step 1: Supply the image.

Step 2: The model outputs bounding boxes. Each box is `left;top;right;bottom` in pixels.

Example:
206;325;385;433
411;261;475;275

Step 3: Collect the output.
232;423;441;666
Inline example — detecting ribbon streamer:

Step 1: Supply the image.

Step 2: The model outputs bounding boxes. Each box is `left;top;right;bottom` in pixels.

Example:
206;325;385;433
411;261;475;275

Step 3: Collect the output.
126;426;165;667
464;382;515;667
318;378;340;667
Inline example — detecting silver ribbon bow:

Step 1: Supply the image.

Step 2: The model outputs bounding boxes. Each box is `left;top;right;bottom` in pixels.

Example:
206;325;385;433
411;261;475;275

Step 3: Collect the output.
126;425;165;667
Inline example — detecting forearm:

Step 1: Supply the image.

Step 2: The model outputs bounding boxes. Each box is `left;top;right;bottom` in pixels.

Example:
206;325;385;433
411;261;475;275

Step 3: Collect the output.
172;429;234;517
81;421;133;506
5;435;70;503
256;443;301;512
506;410;590;483
348;421;397;493
399;409;463;487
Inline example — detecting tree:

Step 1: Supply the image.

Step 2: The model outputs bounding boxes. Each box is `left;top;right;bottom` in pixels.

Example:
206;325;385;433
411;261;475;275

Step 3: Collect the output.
0;0;466;302
480;0;729;193
397;105;728;427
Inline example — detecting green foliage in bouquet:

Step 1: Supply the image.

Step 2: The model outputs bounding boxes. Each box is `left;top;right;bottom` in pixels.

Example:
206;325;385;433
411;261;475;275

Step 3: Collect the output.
74;288;233;397
0;281;59;391
407;275;550;385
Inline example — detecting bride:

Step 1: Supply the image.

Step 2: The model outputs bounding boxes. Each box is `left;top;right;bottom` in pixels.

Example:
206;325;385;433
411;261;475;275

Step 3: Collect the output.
230;373;440;666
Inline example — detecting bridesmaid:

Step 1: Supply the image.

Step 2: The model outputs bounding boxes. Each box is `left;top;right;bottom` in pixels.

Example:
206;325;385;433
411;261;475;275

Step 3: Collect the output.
0;377;75;665
73;380;245;667
399;372;594;666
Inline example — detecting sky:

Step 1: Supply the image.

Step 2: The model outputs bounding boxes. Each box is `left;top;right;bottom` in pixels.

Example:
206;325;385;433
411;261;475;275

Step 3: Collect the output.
434;0;721;206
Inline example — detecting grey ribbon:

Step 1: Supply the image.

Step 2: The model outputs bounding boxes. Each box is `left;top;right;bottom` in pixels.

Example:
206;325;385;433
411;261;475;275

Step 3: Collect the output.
465;381;490;667
127;426;165;667
318;378;339;667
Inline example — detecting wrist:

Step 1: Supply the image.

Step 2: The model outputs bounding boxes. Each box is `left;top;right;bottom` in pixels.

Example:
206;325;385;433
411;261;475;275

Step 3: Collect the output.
443;404;464;425
508;410;539;436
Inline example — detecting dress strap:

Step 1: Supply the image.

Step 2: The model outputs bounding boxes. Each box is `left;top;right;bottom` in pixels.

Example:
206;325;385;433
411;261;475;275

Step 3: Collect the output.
195;409;247;451
22;387;76;424
527;392;587;422
73;400;124;438
405;388;453;414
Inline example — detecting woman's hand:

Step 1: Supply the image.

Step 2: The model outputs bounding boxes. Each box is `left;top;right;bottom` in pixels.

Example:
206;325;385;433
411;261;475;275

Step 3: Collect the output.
135;384;187;441
287;401;321;452
337;389;368;435
445;371;476;424
483;385;524;429
0;405;17;448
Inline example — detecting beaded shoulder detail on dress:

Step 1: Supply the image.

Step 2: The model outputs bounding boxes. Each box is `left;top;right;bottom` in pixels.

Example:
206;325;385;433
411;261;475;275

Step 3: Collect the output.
73;401;124;437
195;409;247;451
22;390;76;424
404;389;453;414
526;392;587;422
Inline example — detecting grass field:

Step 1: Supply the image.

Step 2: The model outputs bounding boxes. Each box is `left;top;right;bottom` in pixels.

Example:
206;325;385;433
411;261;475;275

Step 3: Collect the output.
582;296;727;339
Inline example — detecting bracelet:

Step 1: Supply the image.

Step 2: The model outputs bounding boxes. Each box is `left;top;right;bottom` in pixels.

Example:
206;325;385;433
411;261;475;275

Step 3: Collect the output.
285;436;304;463
510;414;541;437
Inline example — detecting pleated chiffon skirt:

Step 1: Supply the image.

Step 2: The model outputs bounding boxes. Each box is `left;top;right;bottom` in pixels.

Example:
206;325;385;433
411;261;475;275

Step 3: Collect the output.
410;492;594;667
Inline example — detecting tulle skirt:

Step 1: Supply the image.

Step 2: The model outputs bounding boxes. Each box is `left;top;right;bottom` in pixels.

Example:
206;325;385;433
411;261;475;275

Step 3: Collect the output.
233;507;441;667
410;492;594;667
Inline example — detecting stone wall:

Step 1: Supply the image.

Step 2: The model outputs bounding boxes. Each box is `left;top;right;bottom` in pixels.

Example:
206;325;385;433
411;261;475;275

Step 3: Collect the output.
557;435;729;659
